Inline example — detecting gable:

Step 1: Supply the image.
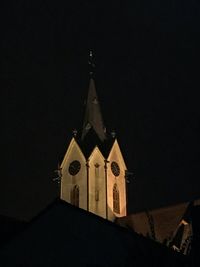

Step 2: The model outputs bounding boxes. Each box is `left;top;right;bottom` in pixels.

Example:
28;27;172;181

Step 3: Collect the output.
88;146;105;163
60;137;86;171
107;139;127;170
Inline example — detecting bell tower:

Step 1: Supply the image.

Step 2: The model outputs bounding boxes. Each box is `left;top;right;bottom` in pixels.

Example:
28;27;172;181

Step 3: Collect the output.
60;51;127;221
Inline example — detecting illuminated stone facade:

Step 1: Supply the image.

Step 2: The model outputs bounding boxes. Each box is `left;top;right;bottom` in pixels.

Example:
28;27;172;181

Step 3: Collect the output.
60;78;127;221
60;138;87;211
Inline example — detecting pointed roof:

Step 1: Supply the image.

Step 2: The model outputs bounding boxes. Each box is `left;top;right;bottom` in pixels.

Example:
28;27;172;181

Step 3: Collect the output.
81;78;107;142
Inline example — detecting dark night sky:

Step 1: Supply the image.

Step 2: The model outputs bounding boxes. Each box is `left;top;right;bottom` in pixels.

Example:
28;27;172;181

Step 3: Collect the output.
1;0;200;220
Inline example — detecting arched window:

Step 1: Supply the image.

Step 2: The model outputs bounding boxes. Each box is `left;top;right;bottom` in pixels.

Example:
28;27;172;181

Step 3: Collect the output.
113;183;120;214
70;185;79;207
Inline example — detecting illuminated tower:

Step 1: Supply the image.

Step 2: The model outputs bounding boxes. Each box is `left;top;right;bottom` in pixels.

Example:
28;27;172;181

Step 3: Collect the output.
60;51;127;221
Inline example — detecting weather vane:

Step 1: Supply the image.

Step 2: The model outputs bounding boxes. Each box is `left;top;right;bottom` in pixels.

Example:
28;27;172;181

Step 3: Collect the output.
72;129;78;137
88;49;95;76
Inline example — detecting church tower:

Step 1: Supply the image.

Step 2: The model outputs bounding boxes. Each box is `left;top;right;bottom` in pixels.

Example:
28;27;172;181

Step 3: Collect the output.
60;51;127;221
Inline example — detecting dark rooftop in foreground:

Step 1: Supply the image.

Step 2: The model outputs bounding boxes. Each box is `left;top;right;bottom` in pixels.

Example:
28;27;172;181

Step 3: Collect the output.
0;198;191;266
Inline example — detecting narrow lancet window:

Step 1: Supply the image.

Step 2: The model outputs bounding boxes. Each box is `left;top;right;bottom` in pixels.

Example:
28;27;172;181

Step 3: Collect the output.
113;183;120;214
71;184;79;207
95;189;99;201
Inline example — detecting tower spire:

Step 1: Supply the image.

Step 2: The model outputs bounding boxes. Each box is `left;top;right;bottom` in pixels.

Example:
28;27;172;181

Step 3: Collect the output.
81;50;106;142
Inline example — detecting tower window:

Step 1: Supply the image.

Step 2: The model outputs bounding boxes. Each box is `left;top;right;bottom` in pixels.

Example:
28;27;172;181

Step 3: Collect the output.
70;185;79;207
95;163;100;201
113;183;120;214
95;189;99;201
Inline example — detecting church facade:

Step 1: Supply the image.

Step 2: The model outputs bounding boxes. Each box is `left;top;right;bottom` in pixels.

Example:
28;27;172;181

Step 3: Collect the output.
60;57;127;221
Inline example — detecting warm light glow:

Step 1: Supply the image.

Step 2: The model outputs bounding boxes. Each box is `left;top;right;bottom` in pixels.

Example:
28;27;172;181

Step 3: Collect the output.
172;245;180;252
181;219;188;226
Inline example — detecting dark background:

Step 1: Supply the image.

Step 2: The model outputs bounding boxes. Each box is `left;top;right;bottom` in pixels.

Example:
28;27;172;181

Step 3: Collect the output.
1;0;200;220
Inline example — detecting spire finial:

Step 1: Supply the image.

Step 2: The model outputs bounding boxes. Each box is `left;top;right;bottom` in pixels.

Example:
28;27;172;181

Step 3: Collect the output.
88;49;95;76
72;129;78;137
111;130;116;138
